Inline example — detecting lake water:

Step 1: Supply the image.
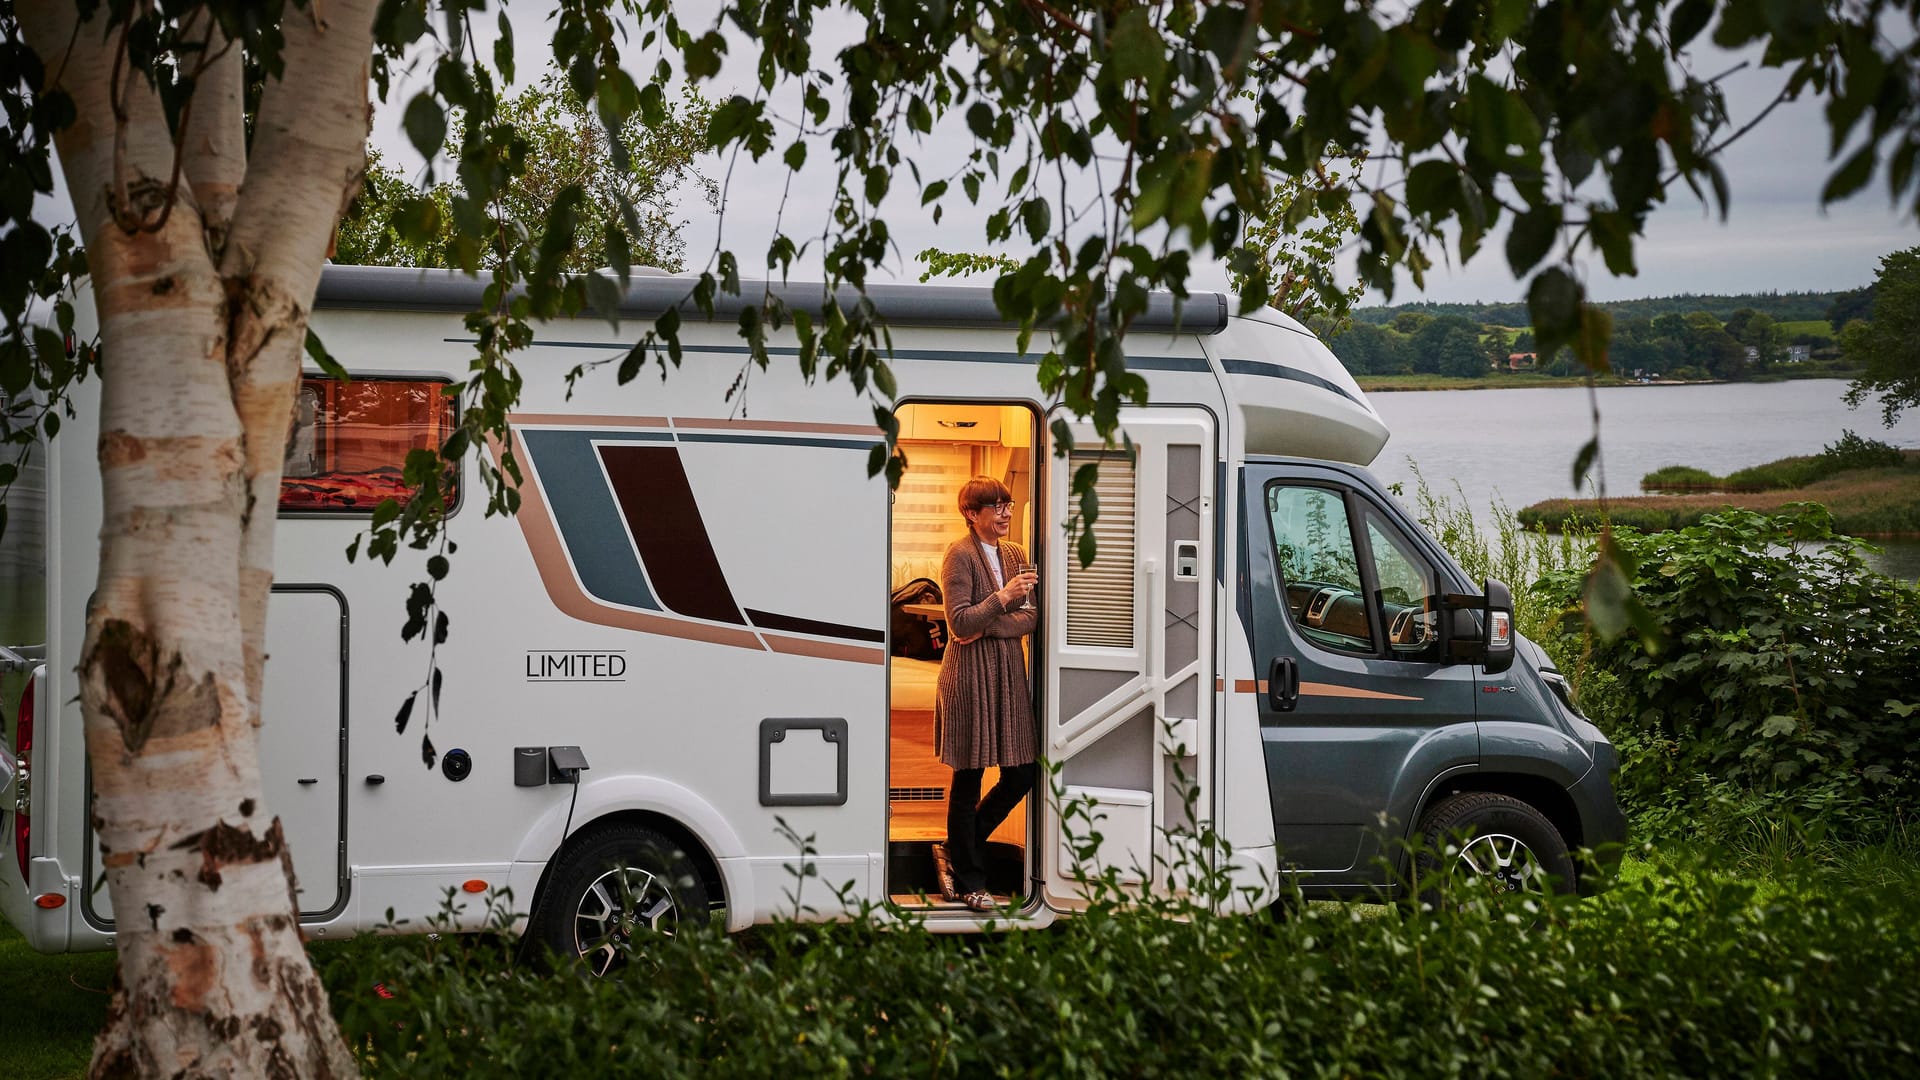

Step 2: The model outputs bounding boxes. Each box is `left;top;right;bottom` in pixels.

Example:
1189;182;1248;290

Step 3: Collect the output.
1365;379;1920;581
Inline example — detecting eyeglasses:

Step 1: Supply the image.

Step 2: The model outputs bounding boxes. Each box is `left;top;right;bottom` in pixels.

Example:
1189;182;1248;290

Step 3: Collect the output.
973;499;1014;513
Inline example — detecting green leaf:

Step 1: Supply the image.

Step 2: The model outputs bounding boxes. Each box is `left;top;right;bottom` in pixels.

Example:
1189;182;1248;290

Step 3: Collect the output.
1109;8;1168;91
1587;212;1638;277
1527;266;1583;359
1669;0;1714;48
1822;145;1876;204
493;11;515;84
1404;161;1459;219
1022;198;1051;242
1505;206;1559;276
403;93;446;159
584;272;622;329
1572;436;1599;491
1583;545;1633;639
305;329;349;381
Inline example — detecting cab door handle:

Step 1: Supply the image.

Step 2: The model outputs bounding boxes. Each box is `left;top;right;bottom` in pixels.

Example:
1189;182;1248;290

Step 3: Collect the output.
1268;656;1300;713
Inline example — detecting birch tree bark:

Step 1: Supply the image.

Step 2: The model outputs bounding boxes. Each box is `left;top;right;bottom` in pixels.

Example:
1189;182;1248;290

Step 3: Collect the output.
17;1;374;1074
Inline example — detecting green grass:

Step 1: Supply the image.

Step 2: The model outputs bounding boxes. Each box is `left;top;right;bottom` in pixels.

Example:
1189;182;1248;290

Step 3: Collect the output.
1640;464;1718;491
1526;451;1920;535
1777;320;1835;340
0;921;115;1079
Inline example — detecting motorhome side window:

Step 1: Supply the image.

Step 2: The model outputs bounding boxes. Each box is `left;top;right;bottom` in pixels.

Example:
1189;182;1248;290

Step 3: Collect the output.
1362;507;1443;662
279;376;458;513
1266;484;1375;654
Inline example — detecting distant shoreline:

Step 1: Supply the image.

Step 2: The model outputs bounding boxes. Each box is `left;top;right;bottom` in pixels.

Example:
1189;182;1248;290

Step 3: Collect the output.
1356;372;1856;393
1515;451;1920;538
1358;375;1715;393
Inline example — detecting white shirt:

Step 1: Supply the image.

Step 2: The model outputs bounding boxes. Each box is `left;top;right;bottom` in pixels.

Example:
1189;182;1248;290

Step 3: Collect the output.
977;541;1005;587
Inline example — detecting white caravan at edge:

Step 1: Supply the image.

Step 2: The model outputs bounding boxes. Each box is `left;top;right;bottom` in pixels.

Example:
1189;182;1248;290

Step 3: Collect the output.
1;266;1625;967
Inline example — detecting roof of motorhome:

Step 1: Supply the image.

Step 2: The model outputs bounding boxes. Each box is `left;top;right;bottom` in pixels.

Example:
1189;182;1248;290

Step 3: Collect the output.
313;264;1232;334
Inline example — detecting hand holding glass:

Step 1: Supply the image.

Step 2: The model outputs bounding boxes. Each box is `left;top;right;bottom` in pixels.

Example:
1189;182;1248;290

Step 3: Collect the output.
1011;562;1038;609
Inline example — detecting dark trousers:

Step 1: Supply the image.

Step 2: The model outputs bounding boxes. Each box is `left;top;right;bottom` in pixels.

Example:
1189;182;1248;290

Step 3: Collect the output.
946;763;1036;893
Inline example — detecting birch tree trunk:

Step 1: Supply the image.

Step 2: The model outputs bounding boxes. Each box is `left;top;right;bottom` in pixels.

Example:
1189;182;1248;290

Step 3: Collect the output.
19;2;376;1074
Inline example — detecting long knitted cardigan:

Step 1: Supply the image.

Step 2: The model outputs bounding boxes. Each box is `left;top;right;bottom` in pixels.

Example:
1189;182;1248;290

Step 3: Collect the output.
934;534;1039;770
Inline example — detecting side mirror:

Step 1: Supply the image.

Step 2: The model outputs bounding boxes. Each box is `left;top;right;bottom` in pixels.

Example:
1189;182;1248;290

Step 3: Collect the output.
1440;578;1516;675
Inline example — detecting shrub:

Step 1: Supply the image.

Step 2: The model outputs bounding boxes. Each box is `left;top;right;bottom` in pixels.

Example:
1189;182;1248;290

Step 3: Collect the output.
1394;464;1594;642
1640;464;1717;492
1535;505;1920;845
1723;432;1908;492
320;849;1920;1079
1817;428;1906;473
1722;455;1820;491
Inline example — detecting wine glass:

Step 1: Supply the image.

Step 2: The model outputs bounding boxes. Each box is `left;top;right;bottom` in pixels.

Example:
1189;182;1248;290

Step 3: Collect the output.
1010;559;1038;610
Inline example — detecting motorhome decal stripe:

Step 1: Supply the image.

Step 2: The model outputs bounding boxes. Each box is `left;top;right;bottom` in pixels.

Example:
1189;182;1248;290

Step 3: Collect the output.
519;429;667;611
677;433;877;450
511;413;670;428
673;418;882;437
1302;681;1421;701
1219;358;1366;407
492;338;1212;373
1230;679;1420;701
497;432;765;651
763;636;886;664
745;608;885;643
598;444;750;626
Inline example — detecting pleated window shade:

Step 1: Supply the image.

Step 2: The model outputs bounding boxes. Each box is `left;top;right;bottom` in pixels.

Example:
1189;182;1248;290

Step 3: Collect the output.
892;443;975;562
1065;451;1137;648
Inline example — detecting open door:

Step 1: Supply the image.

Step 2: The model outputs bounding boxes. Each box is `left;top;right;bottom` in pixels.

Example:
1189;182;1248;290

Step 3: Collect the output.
886;403;1037;906
1042;408;1215;909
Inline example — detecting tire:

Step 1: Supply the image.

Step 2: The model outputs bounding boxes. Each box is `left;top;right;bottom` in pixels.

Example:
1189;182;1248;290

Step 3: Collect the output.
1412;792;1575;911
525;823;710;976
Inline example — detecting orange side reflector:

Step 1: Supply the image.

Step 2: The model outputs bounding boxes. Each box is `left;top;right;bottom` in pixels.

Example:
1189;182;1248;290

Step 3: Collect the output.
34;893;65;909
461;880;488;894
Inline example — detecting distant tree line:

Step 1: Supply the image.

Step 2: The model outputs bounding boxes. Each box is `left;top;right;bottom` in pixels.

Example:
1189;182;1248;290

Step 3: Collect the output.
1327;306;1840;380
1349;289;1864;331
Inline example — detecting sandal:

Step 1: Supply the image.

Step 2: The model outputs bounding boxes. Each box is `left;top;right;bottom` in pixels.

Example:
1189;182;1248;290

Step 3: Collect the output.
962;890;996;913
931;843;959;902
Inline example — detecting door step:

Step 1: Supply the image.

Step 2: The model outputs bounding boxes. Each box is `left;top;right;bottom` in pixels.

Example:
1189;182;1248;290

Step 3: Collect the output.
888;786;946;801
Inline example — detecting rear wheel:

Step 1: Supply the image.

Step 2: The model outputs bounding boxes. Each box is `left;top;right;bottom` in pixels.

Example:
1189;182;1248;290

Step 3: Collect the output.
1412;792;1574;910
526;823;709;976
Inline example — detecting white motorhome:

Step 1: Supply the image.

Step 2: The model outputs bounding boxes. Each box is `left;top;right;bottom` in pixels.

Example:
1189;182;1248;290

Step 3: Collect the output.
1;267;1624;970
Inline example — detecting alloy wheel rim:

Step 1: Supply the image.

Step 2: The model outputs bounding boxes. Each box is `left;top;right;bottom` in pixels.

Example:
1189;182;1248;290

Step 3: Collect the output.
573;865;676;977
1450;832;1545;899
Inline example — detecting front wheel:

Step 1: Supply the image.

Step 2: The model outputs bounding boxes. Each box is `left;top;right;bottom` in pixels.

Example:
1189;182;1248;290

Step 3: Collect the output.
1412;792;1574;910
526;823;709;976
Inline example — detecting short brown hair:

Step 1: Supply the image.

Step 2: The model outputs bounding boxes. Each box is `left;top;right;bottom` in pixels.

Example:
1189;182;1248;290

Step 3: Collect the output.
958;476;1013;517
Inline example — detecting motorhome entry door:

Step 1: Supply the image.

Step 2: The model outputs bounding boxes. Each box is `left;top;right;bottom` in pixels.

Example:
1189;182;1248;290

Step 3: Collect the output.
1041;407;1215;910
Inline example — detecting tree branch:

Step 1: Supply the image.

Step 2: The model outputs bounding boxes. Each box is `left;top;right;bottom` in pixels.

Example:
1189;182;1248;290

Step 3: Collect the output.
182;21;246;254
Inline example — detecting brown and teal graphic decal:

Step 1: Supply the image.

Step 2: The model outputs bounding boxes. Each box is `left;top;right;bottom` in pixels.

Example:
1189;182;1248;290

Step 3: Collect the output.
507;417;886;662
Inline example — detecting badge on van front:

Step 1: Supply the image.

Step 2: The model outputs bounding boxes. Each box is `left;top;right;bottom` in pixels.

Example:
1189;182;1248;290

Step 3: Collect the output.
525;651;628;681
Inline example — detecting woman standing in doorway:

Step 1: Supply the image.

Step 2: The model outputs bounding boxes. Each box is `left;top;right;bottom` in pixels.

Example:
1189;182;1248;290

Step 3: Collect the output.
933;476;1039;912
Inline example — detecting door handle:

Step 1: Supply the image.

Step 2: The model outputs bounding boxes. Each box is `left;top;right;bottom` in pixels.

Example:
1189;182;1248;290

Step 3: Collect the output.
1268;656;1300;713
297;778;318;786
364;774;385;786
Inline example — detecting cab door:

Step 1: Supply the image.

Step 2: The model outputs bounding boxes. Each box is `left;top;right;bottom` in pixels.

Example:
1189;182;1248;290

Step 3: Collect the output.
1041;408;1215;909
1244;463;1477;891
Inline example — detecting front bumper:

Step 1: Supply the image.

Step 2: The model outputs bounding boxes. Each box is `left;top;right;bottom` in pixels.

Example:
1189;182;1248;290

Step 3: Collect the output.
1568;747;1628;888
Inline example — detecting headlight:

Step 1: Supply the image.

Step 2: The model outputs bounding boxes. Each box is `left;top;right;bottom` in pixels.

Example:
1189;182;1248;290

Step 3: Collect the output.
1540;670;1586;720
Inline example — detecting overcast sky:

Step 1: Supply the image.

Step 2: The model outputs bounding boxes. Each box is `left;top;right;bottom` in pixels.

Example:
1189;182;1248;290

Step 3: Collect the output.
152;6;1920;306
